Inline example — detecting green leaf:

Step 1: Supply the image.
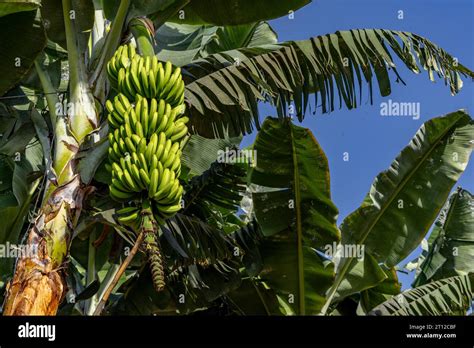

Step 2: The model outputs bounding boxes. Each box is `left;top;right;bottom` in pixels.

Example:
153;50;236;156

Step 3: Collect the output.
0;139;43;284
183;30;473;138
169;0;311;25
250;118;340;248
156;21;277;66
161;214;236;268
102;0;175;21
0;9;46;96
369;274;474;316
0;122;36;156
156;24;218;66
249;118;340;314
323;110;474;312
332;252;387;302
77;139;109;184
226;278;283;315
0;0;40;17
359;267;401;314
202;22;277;55
181;134;241;175
414;188;474;286
258;234;335;315
183;162;247;224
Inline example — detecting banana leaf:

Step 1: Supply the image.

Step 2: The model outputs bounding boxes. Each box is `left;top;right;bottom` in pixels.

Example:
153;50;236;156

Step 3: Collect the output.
413;188;474;286
324;110;474;311
249;117;339;314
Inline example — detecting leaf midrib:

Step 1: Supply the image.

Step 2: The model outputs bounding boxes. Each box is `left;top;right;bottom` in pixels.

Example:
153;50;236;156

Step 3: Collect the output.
289;122;305;315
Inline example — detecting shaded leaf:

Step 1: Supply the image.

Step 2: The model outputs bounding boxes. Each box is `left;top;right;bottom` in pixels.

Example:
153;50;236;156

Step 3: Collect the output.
156;21;277;66
250;117;340;248
77;139;109;184
0;9;46;96
249;118;339;314
0;139;43;283
169;0;310;25
359;267;401;314
181;134;241;175
226;278;283;315
183;162;247;223
369;274;474;316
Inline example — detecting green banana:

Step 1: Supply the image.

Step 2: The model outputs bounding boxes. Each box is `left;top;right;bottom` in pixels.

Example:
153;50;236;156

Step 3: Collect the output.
122;169;139;192
149;98;157;115
139;168;151;187
170;125;188;142
117;210;140;223
110;185;135;201
139;67;149;98
138;152;149;173
155;202;182;214
148;168;159;198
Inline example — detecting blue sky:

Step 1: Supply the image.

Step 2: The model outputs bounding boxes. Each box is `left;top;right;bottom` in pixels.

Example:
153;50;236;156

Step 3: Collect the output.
242;0;474;289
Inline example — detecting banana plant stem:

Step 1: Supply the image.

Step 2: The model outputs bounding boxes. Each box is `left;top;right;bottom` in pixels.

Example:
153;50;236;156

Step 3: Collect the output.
90;0;131;99
34;59;58;129
93;230;145;316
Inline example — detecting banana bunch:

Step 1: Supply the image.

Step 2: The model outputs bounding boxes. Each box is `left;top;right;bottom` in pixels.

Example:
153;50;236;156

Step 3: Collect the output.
107;43;185;108
105;45;189;225
106;43;190;292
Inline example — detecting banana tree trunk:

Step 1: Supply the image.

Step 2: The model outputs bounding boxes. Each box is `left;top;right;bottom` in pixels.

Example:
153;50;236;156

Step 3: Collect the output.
3;177;85;315
2;0;112;315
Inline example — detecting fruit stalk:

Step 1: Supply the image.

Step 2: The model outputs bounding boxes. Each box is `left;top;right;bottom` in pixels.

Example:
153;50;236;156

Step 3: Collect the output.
93;230;145;316
140;199;166;291
129;17;155;58
93;199;163;315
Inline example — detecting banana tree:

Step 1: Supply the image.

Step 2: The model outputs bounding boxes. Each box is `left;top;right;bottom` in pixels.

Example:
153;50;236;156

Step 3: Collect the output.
0;0;473;316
